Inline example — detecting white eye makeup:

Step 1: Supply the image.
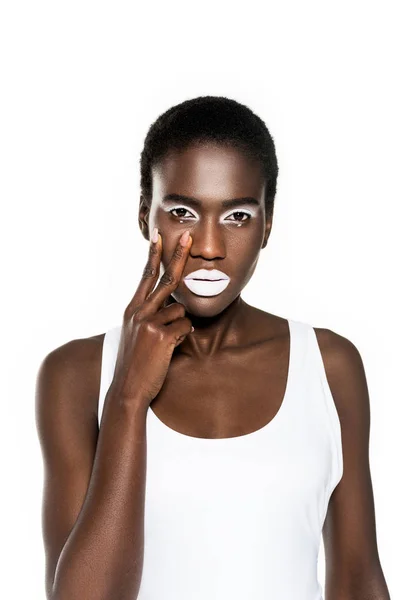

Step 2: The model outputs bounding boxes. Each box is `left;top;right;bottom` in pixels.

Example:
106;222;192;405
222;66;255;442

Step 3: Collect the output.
166;205;256;225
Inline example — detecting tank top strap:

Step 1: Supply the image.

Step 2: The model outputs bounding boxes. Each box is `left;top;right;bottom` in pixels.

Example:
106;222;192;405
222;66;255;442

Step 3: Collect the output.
256;318;316;432
305;323;344;492
98;324;122;427
287;319;313;373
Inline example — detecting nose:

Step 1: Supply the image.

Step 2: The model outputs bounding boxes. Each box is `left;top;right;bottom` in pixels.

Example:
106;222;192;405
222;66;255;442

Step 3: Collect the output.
188;218;226;260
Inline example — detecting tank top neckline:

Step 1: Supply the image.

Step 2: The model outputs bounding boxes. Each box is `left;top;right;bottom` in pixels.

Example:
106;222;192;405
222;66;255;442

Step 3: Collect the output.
147;318;296;444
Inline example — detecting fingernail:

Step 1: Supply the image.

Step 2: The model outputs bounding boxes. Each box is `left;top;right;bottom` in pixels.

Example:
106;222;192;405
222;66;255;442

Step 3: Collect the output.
151;227;159;244
180;230;190;246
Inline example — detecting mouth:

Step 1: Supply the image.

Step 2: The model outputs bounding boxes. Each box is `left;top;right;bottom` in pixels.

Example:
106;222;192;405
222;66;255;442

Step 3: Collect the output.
184;268;229;282
183;269;231;297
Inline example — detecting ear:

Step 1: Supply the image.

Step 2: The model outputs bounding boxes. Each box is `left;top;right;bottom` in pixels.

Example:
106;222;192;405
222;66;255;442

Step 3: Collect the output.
261;214;273;249
138;195;150;241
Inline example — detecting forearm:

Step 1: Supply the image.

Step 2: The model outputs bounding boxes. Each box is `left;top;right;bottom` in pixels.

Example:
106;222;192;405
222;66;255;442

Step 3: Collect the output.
326;561;391;600
51;390;148;600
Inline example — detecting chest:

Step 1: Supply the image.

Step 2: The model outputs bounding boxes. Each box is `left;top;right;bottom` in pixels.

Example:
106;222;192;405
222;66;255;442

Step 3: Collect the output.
149;341;290;439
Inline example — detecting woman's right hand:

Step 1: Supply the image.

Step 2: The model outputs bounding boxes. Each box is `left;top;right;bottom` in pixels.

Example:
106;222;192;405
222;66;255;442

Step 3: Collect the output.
109;227;194;409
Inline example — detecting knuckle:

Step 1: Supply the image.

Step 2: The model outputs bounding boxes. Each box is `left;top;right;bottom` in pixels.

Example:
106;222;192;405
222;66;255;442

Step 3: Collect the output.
160;271;175;287
175;303;186;318
144;321;162;339
173;244;185;260
141;263;157;279
149;243;158;258
124;302;139;322
132;309;144;323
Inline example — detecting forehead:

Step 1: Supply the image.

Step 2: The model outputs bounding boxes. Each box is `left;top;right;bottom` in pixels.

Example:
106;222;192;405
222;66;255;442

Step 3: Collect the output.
151;143;265;201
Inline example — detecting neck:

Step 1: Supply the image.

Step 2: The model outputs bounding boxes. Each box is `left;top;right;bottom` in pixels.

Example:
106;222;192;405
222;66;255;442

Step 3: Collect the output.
175;294;249;358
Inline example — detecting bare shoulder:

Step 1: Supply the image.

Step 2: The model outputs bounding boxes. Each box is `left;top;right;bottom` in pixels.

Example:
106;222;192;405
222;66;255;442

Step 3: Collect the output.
36;332;106;424
312;326;369;423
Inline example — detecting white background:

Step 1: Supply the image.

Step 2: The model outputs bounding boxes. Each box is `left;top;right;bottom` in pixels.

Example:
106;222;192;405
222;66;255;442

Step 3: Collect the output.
1;1;398;598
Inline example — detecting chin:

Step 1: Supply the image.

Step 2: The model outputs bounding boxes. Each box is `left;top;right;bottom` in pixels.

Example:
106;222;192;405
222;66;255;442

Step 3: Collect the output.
171;289;238;318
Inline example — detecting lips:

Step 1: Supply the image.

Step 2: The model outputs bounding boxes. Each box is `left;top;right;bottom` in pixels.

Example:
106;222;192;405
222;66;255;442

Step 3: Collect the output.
183;268;230;297
184;268;229;282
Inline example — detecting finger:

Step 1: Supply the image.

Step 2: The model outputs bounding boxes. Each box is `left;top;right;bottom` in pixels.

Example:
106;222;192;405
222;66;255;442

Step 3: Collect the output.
126;227;162;313
145;230;192;311
165;316;194;346
162;293;177;310
151;301;186;326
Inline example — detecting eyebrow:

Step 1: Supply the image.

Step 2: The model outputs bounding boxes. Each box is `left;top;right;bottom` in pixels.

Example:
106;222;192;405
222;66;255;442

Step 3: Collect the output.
162;193;260;209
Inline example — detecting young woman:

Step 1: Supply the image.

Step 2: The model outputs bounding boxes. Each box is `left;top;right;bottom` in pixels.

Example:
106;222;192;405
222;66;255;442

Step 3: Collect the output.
36;96;391;599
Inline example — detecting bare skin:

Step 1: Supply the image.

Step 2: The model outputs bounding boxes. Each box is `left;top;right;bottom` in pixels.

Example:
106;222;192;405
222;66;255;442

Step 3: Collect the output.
36;142;390;599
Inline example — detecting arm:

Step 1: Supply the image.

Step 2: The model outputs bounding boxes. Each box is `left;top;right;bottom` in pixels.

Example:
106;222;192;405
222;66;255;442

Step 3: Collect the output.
314;328;391;599
35;336;148;600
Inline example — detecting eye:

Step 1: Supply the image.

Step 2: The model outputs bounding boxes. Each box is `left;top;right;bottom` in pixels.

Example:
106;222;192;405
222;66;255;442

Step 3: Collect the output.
169;207;195;220
225;211;252;223
168;207;253;223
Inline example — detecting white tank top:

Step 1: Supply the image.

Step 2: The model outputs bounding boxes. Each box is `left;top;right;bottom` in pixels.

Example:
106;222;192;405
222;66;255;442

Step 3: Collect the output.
98;318;343;600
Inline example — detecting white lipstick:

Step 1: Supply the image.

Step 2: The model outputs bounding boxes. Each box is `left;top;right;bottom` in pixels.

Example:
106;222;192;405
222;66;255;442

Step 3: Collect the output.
183;268;230;297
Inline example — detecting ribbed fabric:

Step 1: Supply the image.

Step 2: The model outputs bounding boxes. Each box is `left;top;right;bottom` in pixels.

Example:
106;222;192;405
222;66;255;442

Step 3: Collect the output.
98;319;343;600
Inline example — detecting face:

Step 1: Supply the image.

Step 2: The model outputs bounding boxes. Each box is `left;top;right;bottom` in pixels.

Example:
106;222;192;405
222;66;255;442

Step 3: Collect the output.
139;142;273;318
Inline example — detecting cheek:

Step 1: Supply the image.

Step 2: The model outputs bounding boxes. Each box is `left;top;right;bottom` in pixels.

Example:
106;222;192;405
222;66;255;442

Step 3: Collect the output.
233;243;261;282
155;208;178;231
229;232;261;260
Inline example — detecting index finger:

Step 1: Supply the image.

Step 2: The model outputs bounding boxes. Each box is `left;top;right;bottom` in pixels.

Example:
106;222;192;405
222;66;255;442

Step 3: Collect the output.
145;229;192;309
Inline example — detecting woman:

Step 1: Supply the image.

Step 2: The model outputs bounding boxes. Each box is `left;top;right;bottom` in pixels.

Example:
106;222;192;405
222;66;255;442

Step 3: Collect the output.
36;96;390;599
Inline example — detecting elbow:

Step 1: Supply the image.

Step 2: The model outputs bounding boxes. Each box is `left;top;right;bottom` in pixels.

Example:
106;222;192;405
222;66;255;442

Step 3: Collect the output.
326;562;391;599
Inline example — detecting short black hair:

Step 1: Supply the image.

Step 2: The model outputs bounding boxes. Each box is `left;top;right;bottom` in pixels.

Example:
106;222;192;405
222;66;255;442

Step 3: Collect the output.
139;95;279;218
